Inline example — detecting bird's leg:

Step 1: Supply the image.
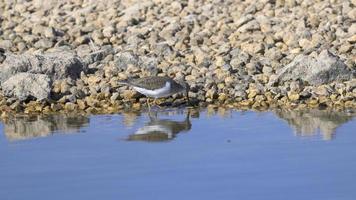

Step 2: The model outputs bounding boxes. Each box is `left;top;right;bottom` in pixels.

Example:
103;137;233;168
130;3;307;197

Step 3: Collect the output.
186;91;190;106
147;98;151;110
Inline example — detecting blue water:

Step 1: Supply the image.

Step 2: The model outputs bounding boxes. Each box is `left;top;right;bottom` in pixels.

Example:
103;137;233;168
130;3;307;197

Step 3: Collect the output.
0;109;355;200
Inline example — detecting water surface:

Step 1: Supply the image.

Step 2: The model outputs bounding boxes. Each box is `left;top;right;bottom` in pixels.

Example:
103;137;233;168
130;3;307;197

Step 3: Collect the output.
0;108;355;200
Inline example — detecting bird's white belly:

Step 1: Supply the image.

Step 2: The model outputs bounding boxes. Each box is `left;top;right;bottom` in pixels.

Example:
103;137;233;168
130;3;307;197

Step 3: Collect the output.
133;82;171;98
135;125;173;138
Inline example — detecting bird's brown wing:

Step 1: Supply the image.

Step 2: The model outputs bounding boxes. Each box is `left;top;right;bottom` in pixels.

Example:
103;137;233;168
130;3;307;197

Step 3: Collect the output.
128;76;172;90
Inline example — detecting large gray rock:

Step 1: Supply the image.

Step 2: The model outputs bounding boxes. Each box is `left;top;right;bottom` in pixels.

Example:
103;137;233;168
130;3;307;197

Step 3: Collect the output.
2;73;52;101
82;47;115;65
114;51;158;72
269;50;355;86
0;51;87;84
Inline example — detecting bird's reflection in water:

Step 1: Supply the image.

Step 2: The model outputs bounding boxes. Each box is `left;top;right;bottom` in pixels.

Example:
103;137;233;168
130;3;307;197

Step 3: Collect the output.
2;114;89;141
127;110;192;142
275;109;355;140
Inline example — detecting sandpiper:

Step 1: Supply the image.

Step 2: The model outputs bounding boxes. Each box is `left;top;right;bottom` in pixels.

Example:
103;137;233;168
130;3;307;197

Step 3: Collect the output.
118;76;189;108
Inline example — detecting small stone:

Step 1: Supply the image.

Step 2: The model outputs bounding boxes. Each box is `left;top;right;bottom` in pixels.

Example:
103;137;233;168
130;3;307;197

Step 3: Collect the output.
262;66;273;75
298;38;312;50
34;39;53;49
215;56;225;67
289;80;302;92
132;103;141;110
218;93;227;102
60;81;71;94
206;88;218;100
224;77;234;86
77;99;87;110
314;86;331;96
64;102;77;111
44;27;56;38
87;76;101;85
234;90;247;99
0;40;12;49
339;44;353;53
300;89;312;99
10;101;22;111
247;90;257;99
255;95;266;102
239;100;253;106
288;91;300;101
110;92;120;102
51;103;63;111
290;48;302;54
103;25;116;38
347;35;356;43
85;107;98;114
306;98;319;106
122;90;138;100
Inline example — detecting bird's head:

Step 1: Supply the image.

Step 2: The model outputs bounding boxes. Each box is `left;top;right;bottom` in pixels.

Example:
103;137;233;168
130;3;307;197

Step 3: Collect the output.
177;80;190;102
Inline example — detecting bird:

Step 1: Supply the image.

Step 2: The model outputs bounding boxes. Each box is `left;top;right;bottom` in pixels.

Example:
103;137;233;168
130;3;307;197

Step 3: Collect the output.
118;76;190;109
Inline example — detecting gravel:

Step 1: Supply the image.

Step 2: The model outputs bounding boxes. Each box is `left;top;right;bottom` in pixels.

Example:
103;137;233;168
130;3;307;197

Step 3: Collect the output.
0;0;355;115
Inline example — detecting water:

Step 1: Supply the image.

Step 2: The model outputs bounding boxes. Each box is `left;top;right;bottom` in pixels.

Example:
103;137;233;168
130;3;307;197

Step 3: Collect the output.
0;108;355;200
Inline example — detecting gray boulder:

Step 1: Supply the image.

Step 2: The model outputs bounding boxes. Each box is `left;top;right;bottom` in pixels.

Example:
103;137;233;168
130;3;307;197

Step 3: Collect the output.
2;73;52;101
114;51;158;72
269;50;355;86
82;46;115;65
0;51;87;84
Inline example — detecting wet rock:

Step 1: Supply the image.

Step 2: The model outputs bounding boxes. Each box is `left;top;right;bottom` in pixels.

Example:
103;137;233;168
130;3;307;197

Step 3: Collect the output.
64;102;78;111
269;50;355;86
2;73;51;101
77;99;87;110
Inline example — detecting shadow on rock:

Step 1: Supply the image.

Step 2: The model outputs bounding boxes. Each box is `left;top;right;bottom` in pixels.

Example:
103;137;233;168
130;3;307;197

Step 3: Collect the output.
2;114;89;141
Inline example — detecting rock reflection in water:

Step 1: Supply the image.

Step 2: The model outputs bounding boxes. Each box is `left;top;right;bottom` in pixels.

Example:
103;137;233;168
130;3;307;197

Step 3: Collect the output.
275;109;355;140
2;114;89;141
127;110;192;142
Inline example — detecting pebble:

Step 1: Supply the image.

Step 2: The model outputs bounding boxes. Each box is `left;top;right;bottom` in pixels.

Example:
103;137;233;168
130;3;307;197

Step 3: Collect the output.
288;92;300;101
64;102;77;111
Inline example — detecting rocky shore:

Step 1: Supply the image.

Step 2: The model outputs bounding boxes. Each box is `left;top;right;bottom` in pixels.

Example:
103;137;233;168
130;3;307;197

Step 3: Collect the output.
0;0;355;116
